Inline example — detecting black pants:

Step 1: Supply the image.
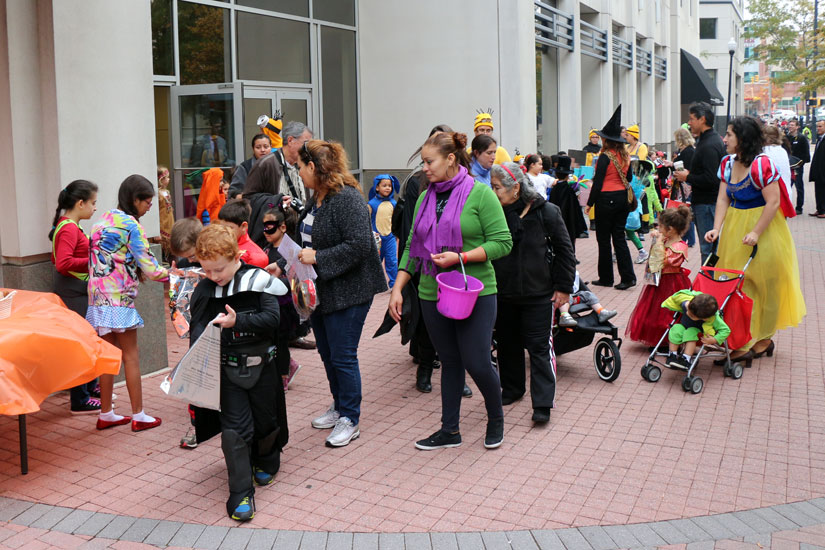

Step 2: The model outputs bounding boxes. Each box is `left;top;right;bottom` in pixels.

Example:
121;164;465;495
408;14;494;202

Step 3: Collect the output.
53;271;97;407
495;298;556;409
420;295;503;433
220;359;284;515
594;191;635;285
794;167;805;210
815;176;825;214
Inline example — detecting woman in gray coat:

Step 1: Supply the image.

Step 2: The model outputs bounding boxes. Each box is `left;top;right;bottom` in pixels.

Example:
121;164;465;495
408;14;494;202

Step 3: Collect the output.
297;140;387;448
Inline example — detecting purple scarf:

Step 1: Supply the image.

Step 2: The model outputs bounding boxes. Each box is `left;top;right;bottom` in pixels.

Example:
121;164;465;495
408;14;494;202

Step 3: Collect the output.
407;165;475;276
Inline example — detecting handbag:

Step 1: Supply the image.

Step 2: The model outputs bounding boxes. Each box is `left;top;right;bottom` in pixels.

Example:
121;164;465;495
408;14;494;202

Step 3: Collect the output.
607;152;638;211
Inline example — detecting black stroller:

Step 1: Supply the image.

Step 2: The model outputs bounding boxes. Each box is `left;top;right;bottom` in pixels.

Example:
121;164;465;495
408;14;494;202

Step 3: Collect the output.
552;279;623;382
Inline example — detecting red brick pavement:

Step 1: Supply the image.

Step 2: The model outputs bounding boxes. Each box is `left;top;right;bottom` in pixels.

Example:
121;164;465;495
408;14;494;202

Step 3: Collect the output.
1;197;823;535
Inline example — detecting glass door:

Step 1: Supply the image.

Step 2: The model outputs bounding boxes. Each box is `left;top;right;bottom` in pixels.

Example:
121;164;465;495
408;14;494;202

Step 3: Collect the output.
170;83;243;218
242;87;313;159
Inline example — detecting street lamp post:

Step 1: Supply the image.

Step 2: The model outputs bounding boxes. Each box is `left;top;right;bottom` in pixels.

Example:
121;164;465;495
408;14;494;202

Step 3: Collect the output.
726;37;737;124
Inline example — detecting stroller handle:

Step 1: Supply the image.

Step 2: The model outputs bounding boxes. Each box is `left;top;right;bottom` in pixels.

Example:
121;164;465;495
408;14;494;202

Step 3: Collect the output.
705;241;757;268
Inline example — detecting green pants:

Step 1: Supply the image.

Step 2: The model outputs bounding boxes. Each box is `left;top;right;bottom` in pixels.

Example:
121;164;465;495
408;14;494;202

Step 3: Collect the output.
668;323;702;345
625;229;642;250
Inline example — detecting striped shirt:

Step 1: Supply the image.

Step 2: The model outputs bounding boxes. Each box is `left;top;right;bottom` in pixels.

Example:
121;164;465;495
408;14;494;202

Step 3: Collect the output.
299;203;319;247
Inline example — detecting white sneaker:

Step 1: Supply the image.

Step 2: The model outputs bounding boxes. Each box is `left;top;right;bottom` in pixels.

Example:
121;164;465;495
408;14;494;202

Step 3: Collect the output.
635;249;649;264
311;405;339;429
325;417;360;447
597;309;618;323
558;312;578;327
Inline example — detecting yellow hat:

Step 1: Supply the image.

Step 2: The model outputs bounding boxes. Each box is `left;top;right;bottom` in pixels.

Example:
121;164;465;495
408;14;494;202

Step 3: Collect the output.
588;128;598;139
257;112;283;148
627;124;640;139
474;111;494;131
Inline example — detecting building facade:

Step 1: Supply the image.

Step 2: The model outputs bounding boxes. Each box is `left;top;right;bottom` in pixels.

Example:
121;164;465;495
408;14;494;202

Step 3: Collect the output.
698;0;745;126
0;0;718;375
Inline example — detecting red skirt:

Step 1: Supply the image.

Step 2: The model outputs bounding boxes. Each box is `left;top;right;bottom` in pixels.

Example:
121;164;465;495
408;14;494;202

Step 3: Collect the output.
625;271;692;347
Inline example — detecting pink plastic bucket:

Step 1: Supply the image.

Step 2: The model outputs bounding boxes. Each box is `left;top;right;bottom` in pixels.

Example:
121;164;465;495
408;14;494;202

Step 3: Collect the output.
435;259;484;320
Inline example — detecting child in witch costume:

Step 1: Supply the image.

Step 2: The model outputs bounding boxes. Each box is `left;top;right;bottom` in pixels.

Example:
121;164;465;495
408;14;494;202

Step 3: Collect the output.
188;224;289;522
367;174;401;287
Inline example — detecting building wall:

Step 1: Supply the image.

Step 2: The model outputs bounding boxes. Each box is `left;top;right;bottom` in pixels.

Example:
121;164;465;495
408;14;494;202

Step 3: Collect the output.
698;0;744;120
357;0;536;172
0;0;167;374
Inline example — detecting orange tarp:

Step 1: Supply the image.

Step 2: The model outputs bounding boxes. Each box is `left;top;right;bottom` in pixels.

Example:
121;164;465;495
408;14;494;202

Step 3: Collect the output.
0;289;122;415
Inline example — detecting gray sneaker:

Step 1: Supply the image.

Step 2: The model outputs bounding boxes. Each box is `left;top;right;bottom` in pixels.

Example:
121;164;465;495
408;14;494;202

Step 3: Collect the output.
325;417;360;447
558;312;578;327
311;405;340;429
635;249;649;264
597;309;617;323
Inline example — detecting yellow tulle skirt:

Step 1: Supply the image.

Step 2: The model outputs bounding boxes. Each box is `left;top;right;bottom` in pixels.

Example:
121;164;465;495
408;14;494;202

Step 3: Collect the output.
716;206;806;348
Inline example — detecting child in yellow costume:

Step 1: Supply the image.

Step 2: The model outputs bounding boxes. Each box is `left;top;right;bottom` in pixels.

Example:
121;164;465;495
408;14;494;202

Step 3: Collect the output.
662;290;730;370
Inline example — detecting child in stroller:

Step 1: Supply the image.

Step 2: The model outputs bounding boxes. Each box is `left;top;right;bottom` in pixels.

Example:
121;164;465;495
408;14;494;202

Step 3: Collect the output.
662;290;730;370
559;271;617;327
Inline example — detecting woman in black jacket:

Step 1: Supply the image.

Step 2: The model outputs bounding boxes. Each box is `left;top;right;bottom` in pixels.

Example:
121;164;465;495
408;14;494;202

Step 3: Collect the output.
490;162;576;424
297;140;387;448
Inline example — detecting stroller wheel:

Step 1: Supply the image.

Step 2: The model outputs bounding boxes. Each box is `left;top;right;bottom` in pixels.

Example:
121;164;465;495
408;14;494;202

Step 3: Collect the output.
682;376;692;392
645;365;661;383
731;363;744;380
723;363;733;377
594;337;621;382
690;377;704;394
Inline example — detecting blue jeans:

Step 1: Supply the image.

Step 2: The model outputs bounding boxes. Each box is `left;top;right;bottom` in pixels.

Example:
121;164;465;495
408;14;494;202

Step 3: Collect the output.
310;300;372;425
691;203;716;264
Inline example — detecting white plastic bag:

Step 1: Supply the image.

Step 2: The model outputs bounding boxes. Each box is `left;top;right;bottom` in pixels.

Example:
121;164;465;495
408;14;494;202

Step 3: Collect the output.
278;234;319;322
169;268;204;338
161;321;221;410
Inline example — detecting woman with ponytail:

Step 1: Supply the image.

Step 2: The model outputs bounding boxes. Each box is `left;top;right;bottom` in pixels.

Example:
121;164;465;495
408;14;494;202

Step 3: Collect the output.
389;132;512;451
50;180;101;414
295;140;387;448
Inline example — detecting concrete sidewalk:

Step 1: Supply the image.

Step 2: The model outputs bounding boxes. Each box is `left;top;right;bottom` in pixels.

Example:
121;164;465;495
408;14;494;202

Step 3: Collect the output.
1;181;823;549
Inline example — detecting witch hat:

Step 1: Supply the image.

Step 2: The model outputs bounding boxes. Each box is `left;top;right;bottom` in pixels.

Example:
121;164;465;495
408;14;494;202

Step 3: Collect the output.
596;105;627;144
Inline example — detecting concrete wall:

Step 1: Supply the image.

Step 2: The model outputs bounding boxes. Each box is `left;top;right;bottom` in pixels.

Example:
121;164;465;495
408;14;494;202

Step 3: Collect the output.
0;0;167;374
357;0;536;171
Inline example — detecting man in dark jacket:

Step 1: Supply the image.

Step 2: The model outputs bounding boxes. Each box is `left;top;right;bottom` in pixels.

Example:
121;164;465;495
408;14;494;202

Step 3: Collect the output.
673;102;726;263
810;120;825;218
787;119;810;214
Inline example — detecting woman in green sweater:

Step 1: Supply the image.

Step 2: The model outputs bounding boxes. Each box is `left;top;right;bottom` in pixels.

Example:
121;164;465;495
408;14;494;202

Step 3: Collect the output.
389;131;512;451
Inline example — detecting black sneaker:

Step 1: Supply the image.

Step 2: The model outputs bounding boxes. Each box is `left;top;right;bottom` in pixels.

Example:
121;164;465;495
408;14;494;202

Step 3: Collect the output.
532;408;551;423
462;384;473;398
666;352;680;368
670;355;691;370
415;430;462;451
70;397;101;415
484;417;504;449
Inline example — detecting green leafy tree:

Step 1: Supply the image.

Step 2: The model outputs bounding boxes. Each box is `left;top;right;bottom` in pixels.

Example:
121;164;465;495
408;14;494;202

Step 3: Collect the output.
745;0;825;94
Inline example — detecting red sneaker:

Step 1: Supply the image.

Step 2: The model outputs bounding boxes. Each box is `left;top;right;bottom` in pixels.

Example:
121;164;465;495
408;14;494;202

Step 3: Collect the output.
132;418;162;432
96;416;132;430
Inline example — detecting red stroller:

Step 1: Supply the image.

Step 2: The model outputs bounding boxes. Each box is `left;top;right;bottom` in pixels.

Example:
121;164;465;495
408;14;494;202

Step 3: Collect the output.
640;245;756;394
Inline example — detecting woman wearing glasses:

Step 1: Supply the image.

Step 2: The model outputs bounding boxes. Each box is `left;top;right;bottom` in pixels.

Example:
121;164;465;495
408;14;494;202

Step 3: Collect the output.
296;140;387;448
87;175;169;432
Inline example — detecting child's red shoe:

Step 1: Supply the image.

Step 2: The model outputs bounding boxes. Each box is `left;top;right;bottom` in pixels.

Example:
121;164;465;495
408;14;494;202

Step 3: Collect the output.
132;418;162;432
96;416;132;430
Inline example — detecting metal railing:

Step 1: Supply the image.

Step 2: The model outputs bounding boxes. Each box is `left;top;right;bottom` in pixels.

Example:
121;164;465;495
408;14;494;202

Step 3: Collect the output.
612;35;633;69
654;55;667;79
534;1;574;51
636;46;653;75
580;20;608;61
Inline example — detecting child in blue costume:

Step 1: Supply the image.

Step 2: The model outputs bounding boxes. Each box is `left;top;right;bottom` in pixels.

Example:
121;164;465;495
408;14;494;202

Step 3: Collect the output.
368;174;400;287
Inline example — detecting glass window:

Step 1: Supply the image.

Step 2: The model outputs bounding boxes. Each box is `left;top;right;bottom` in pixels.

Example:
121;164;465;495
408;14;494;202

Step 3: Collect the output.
321;27;358;168
699;18;717;40
707;69;717;84
237;0;309;17
151;0;174;76
236;12;311;83
178;93;237;168
178;3;232;84
243;97;273;159
313;0;355;26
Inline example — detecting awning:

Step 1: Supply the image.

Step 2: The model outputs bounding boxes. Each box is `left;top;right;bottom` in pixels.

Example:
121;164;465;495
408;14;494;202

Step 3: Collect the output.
680;49;724;106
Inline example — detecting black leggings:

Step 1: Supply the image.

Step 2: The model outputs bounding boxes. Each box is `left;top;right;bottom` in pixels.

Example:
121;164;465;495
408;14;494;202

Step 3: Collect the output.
595;191;635;285
420;295;503;433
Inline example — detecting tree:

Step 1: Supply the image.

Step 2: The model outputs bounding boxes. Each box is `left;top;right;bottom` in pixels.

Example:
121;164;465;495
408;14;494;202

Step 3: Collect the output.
745;0;825;95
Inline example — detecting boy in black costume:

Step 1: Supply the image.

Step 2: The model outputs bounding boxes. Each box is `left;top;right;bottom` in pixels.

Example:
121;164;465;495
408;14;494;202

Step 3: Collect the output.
188;224;289;521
